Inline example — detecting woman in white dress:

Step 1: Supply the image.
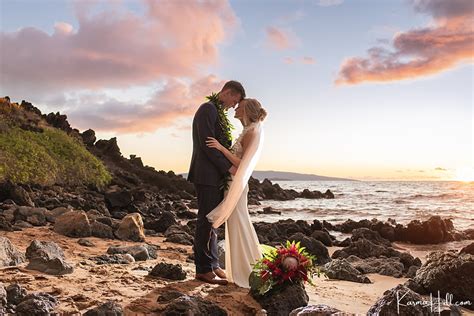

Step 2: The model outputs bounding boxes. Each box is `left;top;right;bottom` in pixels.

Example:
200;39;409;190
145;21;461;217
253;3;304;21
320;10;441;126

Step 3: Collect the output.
205;98;267;288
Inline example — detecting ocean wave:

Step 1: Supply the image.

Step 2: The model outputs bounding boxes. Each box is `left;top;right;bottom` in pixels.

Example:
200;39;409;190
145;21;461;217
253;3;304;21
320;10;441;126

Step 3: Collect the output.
406;193;463;200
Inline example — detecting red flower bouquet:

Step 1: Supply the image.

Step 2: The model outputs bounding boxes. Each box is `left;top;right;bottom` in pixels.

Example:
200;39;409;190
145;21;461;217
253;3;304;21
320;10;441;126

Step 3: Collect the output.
249;241;319;296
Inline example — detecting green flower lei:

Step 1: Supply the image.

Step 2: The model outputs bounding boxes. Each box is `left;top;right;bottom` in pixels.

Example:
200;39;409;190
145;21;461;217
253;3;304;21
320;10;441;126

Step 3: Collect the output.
206;92;234;191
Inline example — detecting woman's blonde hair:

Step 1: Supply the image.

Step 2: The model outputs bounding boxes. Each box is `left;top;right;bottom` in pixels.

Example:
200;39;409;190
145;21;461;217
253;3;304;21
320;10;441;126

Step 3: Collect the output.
241;98;267;123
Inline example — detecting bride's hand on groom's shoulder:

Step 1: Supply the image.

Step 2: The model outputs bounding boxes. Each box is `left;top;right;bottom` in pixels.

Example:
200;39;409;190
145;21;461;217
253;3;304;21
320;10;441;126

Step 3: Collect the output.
206;137;224;152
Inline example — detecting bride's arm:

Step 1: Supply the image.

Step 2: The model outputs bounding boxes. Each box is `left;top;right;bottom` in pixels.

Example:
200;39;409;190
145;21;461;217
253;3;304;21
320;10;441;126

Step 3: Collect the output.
206;130;257;168
206;137;241;167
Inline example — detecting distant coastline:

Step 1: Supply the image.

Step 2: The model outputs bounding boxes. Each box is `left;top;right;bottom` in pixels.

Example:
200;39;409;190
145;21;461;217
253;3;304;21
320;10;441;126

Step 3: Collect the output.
180;170;357;181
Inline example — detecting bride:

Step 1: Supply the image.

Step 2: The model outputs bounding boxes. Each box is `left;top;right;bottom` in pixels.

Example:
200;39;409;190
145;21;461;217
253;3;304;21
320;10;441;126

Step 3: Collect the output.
205;98;267;288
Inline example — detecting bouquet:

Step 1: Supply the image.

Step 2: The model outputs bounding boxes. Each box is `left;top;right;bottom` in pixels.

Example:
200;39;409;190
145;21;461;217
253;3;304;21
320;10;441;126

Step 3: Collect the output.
249;241;319;296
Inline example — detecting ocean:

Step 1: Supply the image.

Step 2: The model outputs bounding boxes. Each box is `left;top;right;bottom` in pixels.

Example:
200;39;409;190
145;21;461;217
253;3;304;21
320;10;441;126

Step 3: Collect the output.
251;181;474;232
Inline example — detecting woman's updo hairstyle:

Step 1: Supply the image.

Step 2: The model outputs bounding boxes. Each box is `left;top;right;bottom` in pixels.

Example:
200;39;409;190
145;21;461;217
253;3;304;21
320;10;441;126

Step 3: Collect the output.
242;98;267;123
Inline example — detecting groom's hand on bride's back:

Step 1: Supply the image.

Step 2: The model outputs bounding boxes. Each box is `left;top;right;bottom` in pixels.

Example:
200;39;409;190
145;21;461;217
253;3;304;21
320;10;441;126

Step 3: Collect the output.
229;165;237;175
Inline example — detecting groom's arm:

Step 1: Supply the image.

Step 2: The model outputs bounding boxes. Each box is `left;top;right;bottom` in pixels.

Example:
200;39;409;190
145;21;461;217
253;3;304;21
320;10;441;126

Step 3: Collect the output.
196;103;233;175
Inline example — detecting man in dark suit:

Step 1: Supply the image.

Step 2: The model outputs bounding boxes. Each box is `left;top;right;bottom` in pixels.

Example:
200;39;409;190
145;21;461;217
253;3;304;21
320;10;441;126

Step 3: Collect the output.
188;80;245;285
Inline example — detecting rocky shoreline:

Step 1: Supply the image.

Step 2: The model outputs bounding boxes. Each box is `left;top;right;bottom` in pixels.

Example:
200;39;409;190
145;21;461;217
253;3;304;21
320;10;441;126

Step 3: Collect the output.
1;98;473;314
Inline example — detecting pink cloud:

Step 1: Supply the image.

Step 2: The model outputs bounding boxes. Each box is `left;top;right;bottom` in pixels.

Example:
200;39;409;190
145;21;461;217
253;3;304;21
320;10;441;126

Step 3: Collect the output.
265;26;295;50
0;0;237;93
336;0;473;85
67;75;226;134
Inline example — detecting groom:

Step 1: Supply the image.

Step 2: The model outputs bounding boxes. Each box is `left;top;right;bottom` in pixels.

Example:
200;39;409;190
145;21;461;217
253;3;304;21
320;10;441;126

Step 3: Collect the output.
188;80;246;285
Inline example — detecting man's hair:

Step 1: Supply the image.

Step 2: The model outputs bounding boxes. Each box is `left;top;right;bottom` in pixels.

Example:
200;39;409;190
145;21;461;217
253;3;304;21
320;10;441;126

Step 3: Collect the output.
221;80;246;100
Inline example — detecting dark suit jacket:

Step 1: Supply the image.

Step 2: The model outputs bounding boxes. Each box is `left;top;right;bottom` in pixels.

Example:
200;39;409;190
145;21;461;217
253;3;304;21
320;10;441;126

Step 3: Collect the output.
188;101;232;186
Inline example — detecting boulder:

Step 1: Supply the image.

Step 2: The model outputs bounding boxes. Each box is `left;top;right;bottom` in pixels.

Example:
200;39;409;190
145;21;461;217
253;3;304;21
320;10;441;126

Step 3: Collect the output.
345;255;405;278
351;227;391;247
25;240;74;275
323;258;371;283
115;213;145;242
460;242;474;255
288;232;331;264
406;251;474;310
149;262;186;280
54;210;92;238
84;300;123;316
145;211;177;233
14;206;47;226
90;220;115;239
253;282;309;316
0;237;26;267
310;231;333;247
90;254;135;265
105;189;133;209
396;216;459;244
15;293;58;316
107;245;157;261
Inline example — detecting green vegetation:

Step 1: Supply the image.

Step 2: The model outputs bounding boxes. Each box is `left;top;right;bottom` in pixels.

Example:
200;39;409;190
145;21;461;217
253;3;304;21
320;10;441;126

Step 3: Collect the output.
0;124;112;187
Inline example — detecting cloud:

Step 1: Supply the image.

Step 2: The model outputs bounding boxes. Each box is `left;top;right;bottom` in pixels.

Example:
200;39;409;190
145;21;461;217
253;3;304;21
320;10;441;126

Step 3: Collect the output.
336;0;473;85
265;26;297;50
284;56;316;65
317;0;344;7
435;167;447;171
66;75;226;134
0;0;237;93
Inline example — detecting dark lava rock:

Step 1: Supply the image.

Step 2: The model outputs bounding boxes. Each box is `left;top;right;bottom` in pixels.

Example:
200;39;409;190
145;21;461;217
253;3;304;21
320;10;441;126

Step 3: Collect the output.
252;282;309;316
262;206;281;215
288;232;331;265
107;244;157;261
396;216;460;244
162;294;227;316
0;283;6;308
460;242;474;255
0;181;34;207
84;300;124;316
105;189;133;209
0;237;26;267
310;230;333;247
351;227;391;247
81;129;96;146
290;304;342;316
6;283;27;305
14;206;47;226
78;239;95;247
25;240;74;275
145;211;177;233
368;284;460;315
323;258;371;283
90;254;135;265
91;220;115;239
157;290;185;303
345;255;405;278
15;292;58;316
149;262;186;280
405;251;474;310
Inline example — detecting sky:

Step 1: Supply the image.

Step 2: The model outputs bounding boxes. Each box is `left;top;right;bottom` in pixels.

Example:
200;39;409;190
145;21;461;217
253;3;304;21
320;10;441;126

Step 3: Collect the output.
0;0;473;181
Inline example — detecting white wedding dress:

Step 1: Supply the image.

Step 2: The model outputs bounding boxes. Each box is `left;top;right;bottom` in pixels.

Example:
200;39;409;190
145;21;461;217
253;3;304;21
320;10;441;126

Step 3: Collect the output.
207;122;263;288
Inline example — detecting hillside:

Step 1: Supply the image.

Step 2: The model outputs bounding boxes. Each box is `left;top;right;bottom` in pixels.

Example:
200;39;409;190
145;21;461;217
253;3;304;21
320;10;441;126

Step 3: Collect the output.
251;171;356;181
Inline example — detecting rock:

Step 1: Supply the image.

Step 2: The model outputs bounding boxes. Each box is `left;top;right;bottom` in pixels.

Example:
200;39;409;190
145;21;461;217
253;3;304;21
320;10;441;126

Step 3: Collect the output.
406;251;474;310
25;240;74;275
107;245;157;261
6;283;27;305
368;284;429;315
310;231;333;247
149;262;186;280
54;210;92;238
78;239;95;247
0;237;26;267
157;290;185;303
460;242;474;255
290;304;343;315
84;300;123;316
0;182;34;207
90;220;115;239
145;211;177;233
324;189;334;199
162;294;227;316
345;255;405;278
351;227;391;247
288;232;331;264
15;293;58;316
90;254;135;265
263;206;281;215
0;283;6;308
0;215;13;231
253;282;309;316
115;213;145;242
105;189;133;208
323;258;371;283
81;129;96;146
397;216;459;244
15;206;47;226
164;225;194;245
47;206;71;223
